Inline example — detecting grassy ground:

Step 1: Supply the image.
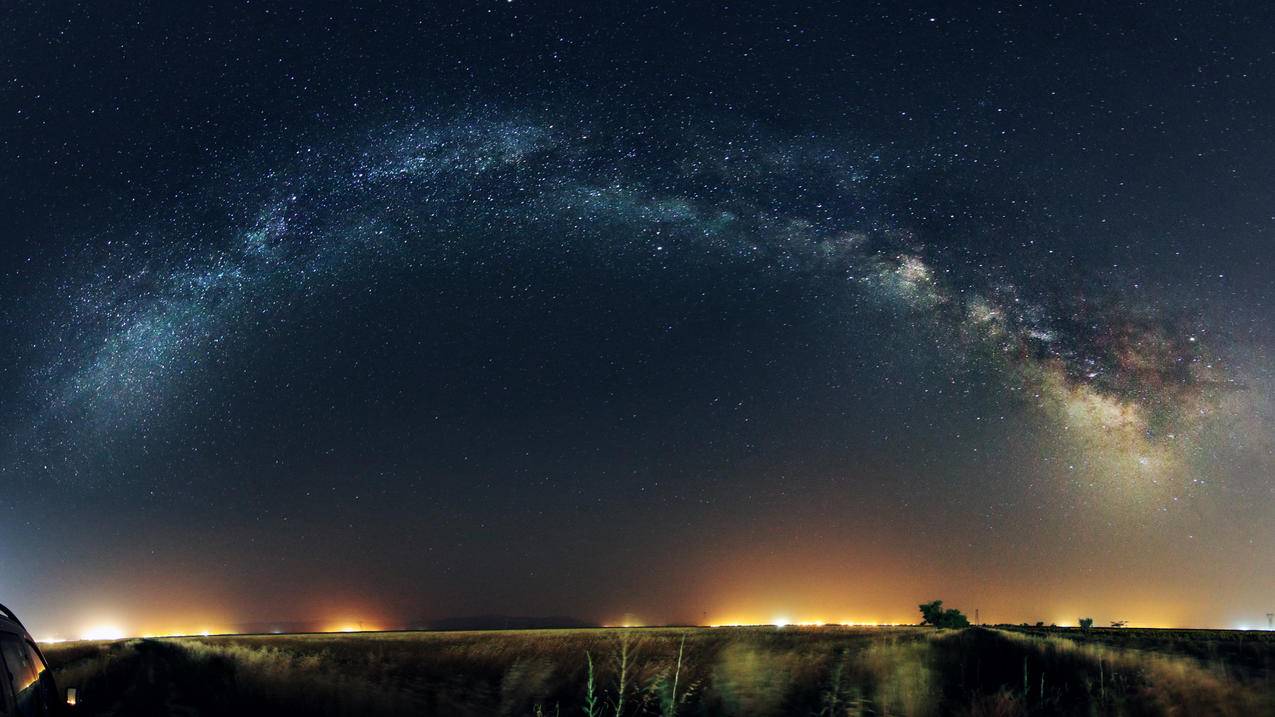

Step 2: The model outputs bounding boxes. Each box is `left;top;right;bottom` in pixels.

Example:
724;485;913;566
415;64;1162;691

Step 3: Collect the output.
40;626;1275;716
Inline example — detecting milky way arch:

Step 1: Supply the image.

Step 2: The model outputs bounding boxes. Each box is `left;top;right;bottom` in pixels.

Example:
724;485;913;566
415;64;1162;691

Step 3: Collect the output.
11;112;1239;493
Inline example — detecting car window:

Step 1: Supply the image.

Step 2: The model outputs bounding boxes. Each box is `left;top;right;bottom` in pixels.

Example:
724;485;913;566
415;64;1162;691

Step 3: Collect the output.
0;641;10;715
21;643;49;717
0;636;47;717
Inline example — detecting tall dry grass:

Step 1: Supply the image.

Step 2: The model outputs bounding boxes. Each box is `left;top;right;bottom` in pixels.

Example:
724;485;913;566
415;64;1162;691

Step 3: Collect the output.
39;625;1275;716
40;639;144;710
990;627;1274;715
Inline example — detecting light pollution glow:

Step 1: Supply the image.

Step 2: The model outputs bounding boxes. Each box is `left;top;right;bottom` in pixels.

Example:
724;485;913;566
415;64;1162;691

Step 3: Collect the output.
33;618;383;643
45;612;1272;642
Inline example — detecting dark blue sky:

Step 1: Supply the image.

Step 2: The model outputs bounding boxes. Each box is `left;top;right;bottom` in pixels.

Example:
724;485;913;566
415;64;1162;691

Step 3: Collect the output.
2;2;1273;636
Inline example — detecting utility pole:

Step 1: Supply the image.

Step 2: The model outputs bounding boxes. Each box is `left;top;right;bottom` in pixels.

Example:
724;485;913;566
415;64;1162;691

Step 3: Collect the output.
1266;613;1273;630
975;608;980;625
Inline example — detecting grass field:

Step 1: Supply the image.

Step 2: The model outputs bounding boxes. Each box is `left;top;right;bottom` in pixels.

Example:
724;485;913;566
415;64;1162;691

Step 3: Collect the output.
41;625;1275;716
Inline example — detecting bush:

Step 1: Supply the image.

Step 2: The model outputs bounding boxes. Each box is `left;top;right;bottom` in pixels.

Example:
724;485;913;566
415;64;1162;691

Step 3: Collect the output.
918;601;970;629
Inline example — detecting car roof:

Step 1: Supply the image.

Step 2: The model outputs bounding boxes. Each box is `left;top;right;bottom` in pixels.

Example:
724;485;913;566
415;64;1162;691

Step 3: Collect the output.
0;603;32;638
0;618;26;638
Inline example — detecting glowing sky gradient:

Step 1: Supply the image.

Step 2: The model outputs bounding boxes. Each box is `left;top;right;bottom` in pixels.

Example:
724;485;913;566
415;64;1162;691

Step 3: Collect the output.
2;3;1274;638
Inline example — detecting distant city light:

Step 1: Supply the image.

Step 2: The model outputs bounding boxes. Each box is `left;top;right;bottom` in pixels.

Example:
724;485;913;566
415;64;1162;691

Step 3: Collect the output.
81;625;126;641
324;621;376;633
702;615;905;629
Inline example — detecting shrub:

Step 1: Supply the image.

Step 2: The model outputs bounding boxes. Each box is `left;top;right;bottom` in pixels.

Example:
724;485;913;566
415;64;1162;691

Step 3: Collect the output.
918;600;970;629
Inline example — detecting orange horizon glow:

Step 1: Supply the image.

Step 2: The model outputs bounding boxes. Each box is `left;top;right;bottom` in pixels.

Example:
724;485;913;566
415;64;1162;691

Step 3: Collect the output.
30;598;1275;643
323;621;382;633
704;615;913;629
32;616;1275;643
35;617;387;642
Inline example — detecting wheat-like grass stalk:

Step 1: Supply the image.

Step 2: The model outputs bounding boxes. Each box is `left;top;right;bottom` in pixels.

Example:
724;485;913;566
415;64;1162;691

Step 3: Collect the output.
612;633;631;716
666;634;685;717
583;651;600;717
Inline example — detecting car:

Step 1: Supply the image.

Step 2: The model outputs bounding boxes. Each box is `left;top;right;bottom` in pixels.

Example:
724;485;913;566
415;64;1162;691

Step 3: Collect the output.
0;603;61;716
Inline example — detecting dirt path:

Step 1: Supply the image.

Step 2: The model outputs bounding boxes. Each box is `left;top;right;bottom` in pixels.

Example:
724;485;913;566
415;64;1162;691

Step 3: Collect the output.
100;641;209;717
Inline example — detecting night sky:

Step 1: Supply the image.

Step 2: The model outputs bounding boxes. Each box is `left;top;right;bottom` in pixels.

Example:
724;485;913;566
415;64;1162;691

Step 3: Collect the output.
3;2;1274;639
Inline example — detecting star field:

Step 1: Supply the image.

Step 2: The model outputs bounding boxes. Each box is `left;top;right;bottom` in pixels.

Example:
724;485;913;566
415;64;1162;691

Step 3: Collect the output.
2;2;1273;636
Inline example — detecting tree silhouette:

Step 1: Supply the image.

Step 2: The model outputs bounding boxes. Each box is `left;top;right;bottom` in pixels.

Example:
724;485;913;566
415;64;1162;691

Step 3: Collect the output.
918;600;970;628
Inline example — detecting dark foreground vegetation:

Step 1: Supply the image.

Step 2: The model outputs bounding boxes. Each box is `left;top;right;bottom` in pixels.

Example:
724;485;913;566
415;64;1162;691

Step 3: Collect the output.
42;625;1275;716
